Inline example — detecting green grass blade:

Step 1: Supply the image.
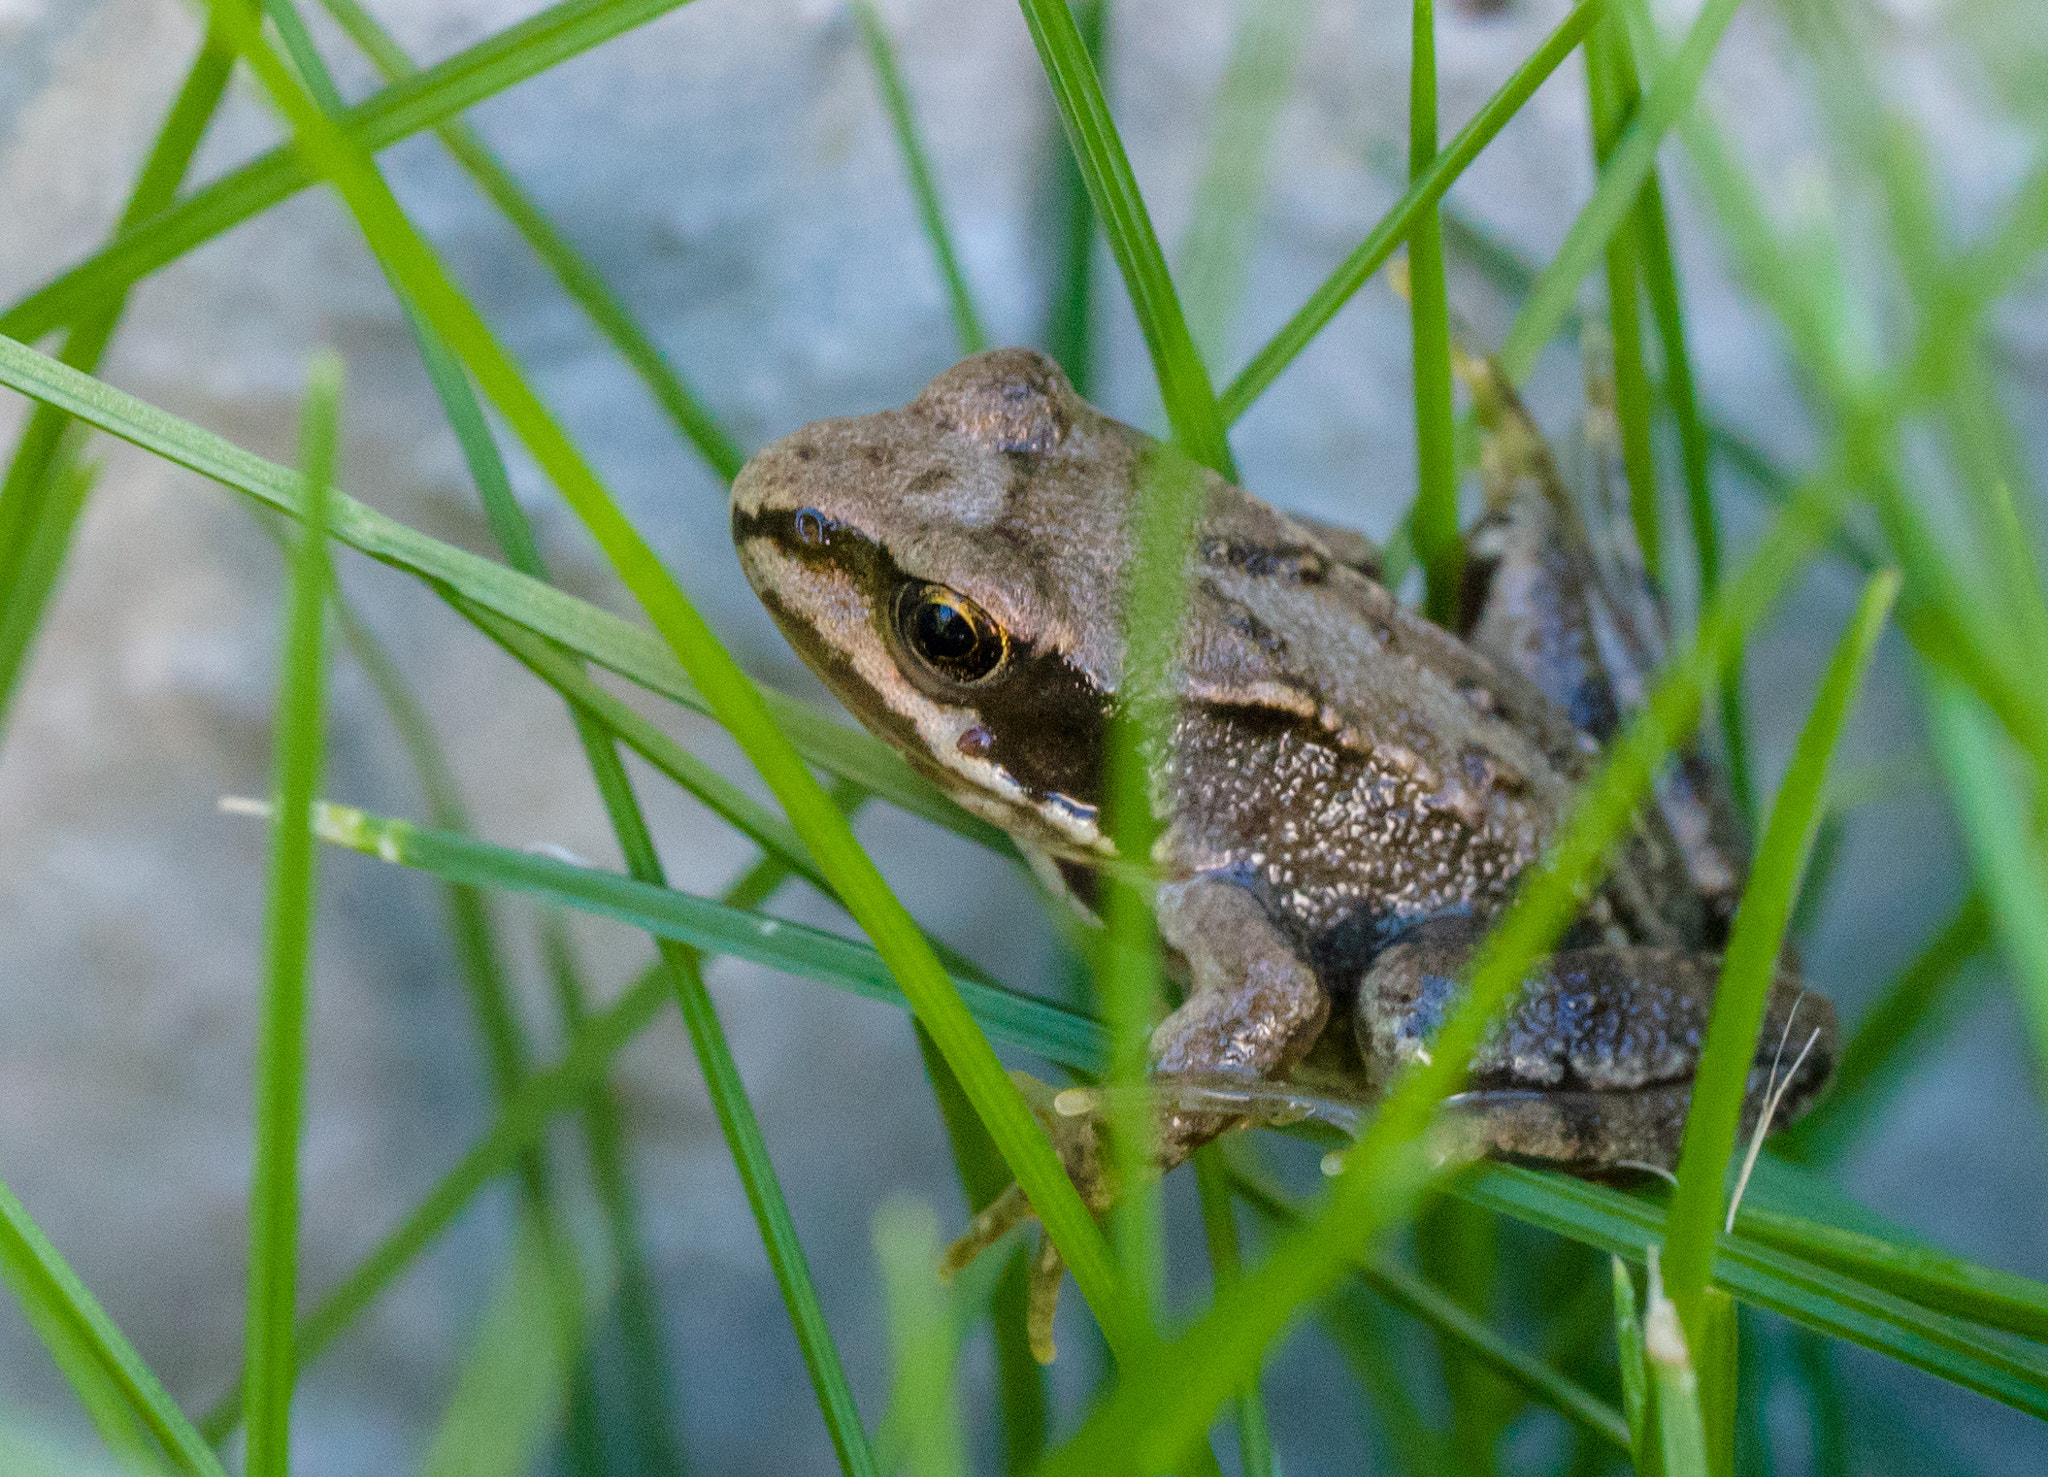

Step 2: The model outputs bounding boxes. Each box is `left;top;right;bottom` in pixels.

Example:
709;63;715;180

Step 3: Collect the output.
0;331;1010;854
1016;0;1235;478
1662;569;1899;1338
241;355;341;1477
1584;9;1664;586
1779;893;1990;1162
1644;1257;1712;1477
1220;0;1596;423
313;0;743;482
0;0;705;346
1926;676;2048;1075
1037;478;1843;1477
201;12;1129;1367
1174;0;1306;365
1193;1153;1277;1477
0;1182;221;1477
1635;174;1719;600
1612;1256;1650;1462
0;20;236;740
853;1;988;356
1461;1163;2048;1420
291;800;1104;1071
421;1217;594;1477
874;1200;968;1477
1498;0;1749;384
1041;0;1106;393
1406;0;1462;624
542;922;692;1477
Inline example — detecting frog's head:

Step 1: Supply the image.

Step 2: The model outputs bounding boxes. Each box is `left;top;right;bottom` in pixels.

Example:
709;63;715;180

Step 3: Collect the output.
731;348;1144;855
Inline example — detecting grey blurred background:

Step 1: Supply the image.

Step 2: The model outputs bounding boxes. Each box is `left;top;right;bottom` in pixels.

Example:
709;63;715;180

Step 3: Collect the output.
0;0;2043;1471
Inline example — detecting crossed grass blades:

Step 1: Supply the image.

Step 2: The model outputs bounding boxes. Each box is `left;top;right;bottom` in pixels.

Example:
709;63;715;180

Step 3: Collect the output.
0;0;2044;1472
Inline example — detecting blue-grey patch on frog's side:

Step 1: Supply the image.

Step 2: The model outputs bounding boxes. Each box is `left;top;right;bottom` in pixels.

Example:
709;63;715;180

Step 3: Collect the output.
732;500;1114;825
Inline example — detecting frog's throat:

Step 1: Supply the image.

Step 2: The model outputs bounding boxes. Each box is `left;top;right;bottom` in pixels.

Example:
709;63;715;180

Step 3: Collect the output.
732;505;1114;857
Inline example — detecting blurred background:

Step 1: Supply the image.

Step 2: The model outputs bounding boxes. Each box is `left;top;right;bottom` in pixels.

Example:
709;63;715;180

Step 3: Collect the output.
0;0;2044;1471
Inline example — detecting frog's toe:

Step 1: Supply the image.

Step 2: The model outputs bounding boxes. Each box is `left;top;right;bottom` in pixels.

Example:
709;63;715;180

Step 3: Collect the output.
940;1183;1032;1283
1027;1229;1066;1364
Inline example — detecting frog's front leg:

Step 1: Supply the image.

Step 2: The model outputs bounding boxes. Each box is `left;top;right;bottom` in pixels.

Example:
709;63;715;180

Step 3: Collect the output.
1356;918;1836;1173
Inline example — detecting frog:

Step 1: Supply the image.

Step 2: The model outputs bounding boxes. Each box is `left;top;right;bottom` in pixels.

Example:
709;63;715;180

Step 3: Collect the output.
729;347;1833;1352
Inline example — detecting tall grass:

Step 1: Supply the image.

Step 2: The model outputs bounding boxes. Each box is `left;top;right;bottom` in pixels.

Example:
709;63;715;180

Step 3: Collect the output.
0;0;2043;1471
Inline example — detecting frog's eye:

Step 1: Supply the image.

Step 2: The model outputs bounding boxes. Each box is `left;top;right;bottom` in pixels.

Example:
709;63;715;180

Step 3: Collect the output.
898;583;1009;685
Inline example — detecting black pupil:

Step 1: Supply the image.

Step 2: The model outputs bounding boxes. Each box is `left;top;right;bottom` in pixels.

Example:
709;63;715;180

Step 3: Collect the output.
905;586;1002;681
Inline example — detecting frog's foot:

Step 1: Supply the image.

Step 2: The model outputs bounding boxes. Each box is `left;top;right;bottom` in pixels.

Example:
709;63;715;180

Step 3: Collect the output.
1356;924;1838;1174
938;1071;1115;1364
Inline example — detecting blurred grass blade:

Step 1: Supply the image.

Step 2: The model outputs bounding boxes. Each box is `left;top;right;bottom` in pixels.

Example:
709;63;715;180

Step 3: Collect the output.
290;799;1104;1071
1175;0;1306;365
1221;0;1596;422
314;0;744;482
421;1217;597;1477
1;0;706;346
1697;1289;1738;1477
853;1;988;355
0;18;237;742
209;0;1131;1365
1193;1153;1277;1477
0;1182;221;1477
1662;570;1899;1338
1780;893;1990;1162
241;354;341;1477
1405;0;1462;624
1498;0;1749;383
1926;676;2048;1079
1037;480;1842;1477
1016;0;1235;478
0;331;1010;854
542;923;692;1477
875;1200;968;1477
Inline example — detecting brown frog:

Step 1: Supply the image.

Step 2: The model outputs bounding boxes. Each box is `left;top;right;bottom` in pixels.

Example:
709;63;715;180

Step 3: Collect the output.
730;348;1832;1342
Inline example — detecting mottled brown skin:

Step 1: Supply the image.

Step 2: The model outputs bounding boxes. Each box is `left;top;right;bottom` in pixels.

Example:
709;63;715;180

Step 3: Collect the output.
730;347;1834;1193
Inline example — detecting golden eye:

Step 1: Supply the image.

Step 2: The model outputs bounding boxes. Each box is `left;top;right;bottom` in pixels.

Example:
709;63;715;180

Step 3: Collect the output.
898;583;1008;685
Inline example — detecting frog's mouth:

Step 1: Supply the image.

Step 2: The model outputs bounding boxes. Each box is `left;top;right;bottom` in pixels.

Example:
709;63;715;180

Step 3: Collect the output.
731;499;1115;857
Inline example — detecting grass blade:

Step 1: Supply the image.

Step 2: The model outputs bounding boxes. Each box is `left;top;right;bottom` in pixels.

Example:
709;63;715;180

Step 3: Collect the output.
1406;0;1462;623
1584;9;1664;586
1174;0;1307;365
1612;1256;1650;1462
1194;1153;1277;1477
313;0;744;482
1016;0;1235;477
1644;1254;1712;1477
241;355;341;1477
287;799;1104;1072
1779;893;1991;1162
420;1214;599;1477
543;922;692;1477
1498;0;1750;383
0;1182;224;1477
1041;0;1106;393
874;1200;968;1477
1925;676;2048;1076
0;0;706;346
1220;0;1596;422
853;1;988;355
1662;569;1899;1338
